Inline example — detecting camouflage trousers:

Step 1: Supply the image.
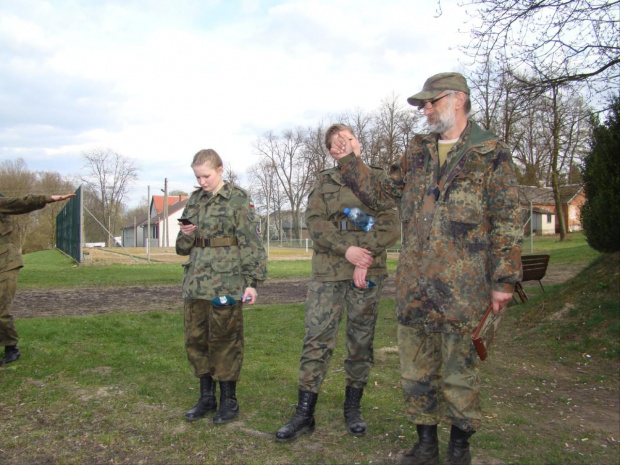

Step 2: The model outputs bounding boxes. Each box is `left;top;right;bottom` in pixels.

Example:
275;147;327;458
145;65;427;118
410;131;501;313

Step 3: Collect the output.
298;277;384;393
398;324;481;432
0;269;19;347
183;299;244;381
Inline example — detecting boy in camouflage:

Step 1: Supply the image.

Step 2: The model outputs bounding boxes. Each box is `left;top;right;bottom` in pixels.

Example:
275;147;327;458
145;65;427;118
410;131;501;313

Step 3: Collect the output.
0;192;76;365
329;73;522;465
274;124;399;442
176;149;267;425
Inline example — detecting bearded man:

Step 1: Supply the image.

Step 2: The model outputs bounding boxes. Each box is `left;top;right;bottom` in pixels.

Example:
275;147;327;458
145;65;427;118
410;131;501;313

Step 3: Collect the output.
328;72;523;465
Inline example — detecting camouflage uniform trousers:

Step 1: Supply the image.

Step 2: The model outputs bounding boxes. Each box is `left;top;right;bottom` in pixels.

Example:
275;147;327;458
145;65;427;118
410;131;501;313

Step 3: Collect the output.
0;269;19;347
398;324;481;433
184;299;244;381
298;276;384;393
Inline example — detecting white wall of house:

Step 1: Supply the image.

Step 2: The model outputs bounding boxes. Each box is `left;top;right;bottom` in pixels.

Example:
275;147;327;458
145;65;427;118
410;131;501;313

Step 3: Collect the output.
157;215;183;247
532;212;556;235
567;204;583;232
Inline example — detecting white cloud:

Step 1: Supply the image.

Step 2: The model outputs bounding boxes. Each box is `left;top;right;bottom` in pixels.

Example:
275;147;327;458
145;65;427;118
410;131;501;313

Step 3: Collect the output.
0;0;469;204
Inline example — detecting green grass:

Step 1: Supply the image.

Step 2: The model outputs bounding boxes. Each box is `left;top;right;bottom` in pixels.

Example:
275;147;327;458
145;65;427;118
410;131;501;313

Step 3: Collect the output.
3;230;617;464
510;251;620;360
521;231;600;264
19;231;594;288
3;267;618;464
18;249;399;288
1;300;404;465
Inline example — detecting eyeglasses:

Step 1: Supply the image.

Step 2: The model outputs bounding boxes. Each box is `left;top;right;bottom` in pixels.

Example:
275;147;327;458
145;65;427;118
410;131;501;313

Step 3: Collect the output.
417;92;455;111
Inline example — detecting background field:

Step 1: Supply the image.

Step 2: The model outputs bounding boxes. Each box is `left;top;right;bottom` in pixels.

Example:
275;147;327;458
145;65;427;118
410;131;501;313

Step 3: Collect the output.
1;233;618;465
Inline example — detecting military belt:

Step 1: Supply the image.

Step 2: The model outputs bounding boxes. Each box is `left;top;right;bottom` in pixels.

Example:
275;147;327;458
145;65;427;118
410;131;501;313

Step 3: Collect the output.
194;237;238;248
334;220;364;232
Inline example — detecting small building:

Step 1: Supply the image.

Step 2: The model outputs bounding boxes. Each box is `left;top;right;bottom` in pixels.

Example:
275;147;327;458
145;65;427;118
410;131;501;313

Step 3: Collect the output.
530;207;556;235
519;184;585;235
121;194;189;248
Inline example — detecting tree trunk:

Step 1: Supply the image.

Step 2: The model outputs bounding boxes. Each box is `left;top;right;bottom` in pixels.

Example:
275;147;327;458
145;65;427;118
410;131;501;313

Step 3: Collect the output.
550;86;567;240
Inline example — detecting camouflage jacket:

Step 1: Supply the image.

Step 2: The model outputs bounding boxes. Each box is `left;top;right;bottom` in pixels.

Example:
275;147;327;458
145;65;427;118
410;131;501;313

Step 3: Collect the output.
176;182;267;300
0;195;53;273
306;166;399;282
338;121;522;333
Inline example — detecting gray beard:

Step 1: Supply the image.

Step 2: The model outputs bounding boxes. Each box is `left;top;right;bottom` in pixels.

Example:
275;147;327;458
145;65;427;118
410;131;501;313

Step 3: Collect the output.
426;99;456;134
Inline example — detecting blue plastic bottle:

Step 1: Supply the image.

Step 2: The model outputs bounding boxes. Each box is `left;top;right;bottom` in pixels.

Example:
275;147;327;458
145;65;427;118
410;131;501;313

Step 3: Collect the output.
343;207;375;232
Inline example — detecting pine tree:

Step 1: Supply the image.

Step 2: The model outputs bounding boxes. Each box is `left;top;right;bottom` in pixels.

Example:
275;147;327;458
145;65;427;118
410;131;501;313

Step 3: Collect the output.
580;96;620;252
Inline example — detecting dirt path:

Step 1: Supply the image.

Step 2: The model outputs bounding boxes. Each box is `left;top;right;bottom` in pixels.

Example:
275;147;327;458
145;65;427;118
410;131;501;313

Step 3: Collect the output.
12;264;584;319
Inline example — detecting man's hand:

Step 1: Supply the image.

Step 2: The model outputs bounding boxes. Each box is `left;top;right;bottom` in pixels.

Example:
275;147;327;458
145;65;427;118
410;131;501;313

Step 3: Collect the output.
491;290;512;314
51;193;76;202
329;131;361;160
345;246;373;268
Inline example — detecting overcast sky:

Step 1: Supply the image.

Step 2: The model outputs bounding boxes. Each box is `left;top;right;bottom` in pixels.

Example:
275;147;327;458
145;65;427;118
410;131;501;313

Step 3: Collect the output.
1;0;473;205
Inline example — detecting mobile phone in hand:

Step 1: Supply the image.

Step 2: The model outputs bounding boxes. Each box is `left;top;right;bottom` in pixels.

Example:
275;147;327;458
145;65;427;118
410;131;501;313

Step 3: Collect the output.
178;218;193;225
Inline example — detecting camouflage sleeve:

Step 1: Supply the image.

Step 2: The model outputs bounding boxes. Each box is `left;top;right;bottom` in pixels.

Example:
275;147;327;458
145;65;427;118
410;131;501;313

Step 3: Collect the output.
306;183;358;257
234;198;267;288
338;153;404;210
175;203;194;256
487;145;523;292
0;195;52;215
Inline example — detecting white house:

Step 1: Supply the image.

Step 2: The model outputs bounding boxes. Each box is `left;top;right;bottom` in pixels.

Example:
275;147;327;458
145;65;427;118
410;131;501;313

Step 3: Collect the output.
121;194;189;248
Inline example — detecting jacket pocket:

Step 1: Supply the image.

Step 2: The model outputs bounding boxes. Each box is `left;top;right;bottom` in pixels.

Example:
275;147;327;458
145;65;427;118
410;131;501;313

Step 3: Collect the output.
311;251;330;276
446;171;484;225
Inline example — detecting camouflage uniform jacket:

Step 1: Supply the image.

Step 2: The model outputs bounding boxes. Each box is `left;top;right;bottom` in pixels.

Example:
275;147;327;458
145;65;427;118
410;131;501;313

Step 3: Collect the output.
337;121;522;333
0;195;53;273
306;166;399;282
176;182;267;300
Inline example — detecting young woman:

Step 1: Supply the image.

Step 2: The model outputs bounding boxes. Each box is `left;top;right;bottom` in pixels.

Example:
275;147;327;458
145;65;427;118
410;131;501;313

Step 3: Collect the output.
176;149;266;424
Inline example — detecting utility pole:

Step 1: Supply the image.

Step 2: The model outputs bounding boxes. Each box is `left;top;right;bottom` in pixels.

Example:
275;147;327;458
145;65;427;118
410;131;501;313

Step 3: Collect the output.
147;185;151;262
162;178;169;247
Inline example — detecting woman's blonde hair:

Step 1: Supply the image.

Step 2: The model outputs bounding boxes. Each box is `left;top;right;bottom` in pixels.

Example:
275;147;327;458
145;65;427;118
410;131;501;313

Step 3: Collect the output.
191;149;223;169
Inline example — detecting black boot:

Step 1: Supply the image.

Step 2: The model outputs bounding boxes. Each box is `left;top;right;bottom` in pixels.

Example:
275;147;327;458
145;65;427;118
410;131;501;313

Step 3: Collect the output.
185;375;217;421
213;381;239;424
443;425;473;465
0;345;20;366
344;386;367;436
400;424;439;465
275;389;318;442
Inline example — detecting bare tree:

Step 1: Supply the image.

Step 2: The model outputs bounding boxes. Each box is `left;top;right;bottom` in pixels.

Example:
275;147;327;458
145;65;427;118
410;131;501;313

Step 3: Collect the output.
223;164;240;186
0;159;39;251
302;121;332;181
461;0;620;98
338;108;381;166
253;129;313;240
249;160;285;240
80;148;139;246
169;189;189;197
466;62;526;143
397;107;424;156
511;101;551;186
28;171;76;252
374;93;408;168
0;159;76;253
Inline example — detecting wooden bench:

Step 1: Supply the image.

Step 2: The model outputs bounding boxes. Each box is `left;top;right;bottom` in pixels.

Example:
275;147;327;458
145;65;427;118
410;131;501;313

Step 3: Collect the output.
514;254;551;303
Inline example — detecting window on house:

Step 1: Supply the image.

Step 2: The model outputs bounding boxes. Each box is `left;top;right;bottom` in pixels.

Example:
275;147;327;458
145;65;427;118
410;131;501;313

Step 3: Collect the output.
547;214;552;223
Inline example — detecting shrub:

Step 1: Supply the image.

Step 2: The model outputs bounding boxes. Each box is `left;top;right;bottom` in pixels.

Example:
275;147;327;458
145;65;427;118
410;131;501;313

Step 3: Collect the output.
581;96;620;253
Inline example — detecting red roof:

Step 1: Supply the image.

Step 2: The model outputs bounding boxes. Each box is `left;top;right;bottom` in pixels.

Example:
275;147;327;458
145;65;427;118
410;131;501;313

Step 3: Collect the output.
152;194;189;214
